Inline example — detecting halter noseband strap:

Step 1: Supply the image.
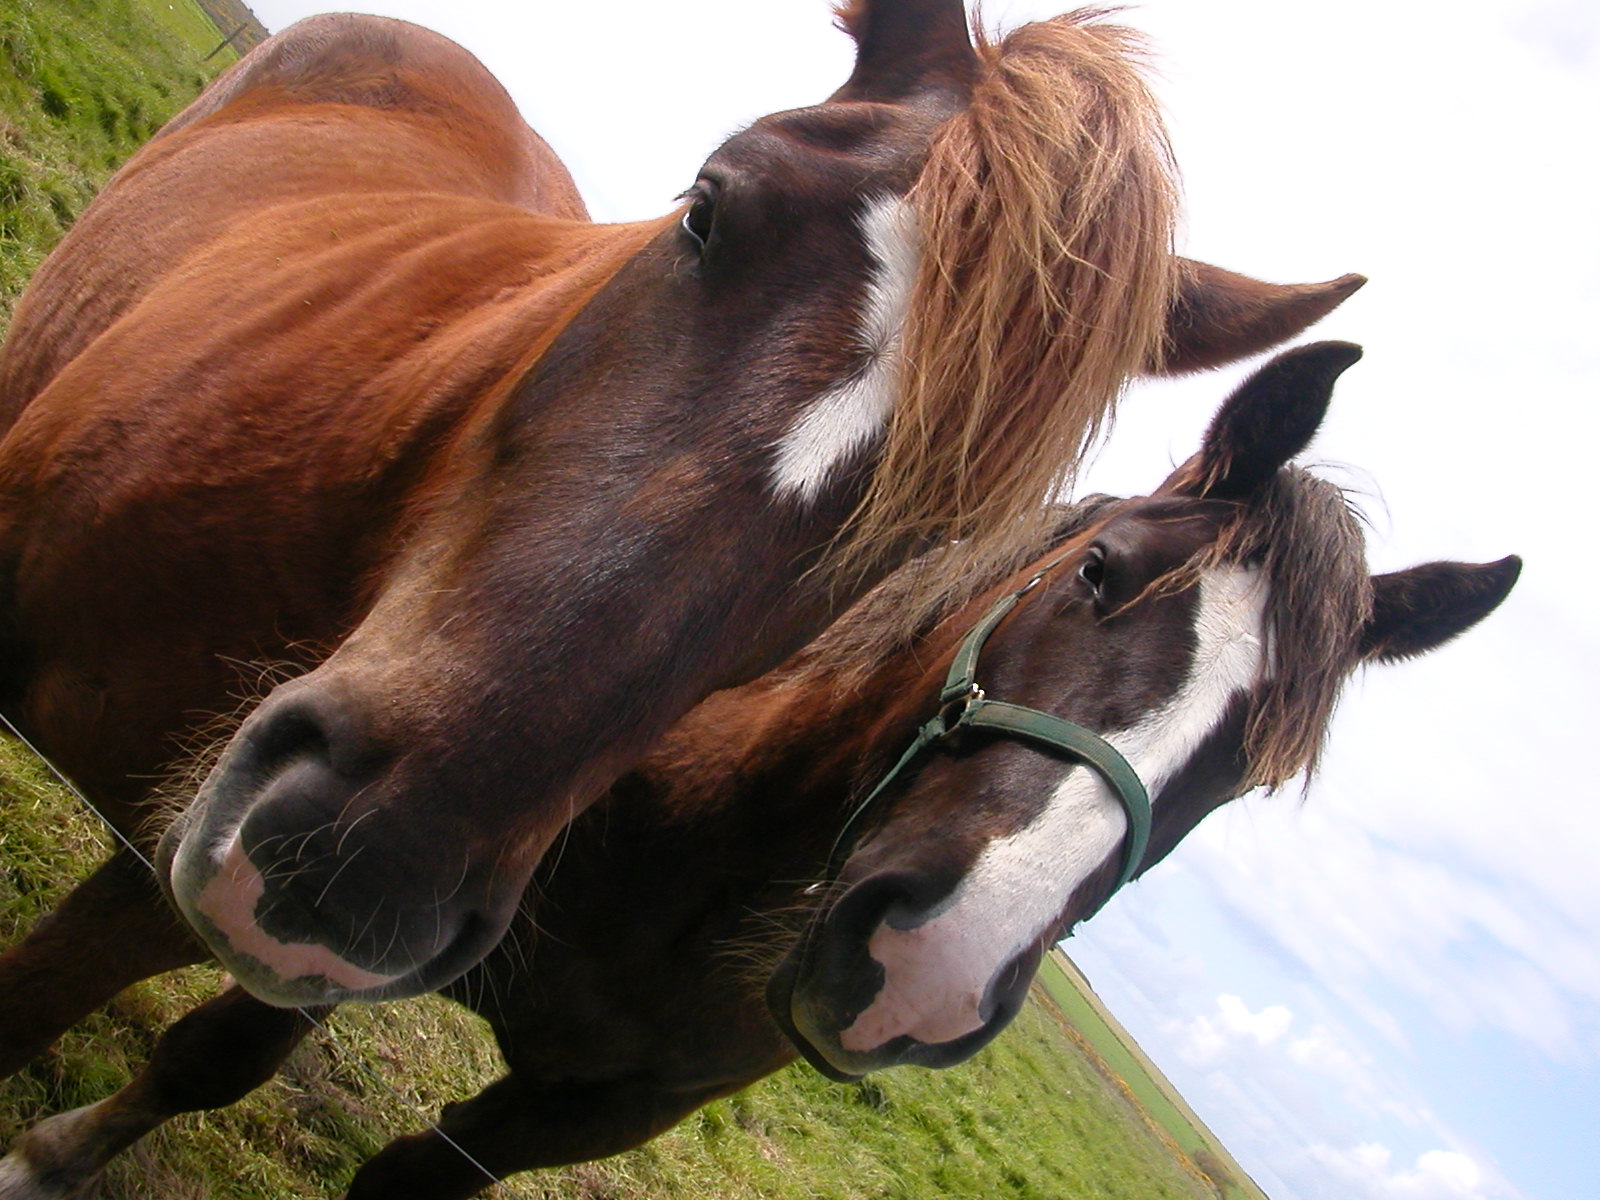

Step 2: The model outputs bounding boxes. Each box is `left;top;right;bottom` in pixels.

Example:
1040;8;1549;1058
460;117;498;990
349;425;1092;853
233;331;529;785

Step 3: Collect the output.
826;548;1152;920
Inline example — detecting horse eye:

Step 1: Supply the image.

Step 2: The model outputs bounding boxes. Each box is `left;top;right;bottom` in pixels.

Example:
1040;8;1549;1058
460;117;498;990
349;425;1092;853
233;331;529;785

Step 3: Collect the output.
680;180;718;251
1078;548;1107;592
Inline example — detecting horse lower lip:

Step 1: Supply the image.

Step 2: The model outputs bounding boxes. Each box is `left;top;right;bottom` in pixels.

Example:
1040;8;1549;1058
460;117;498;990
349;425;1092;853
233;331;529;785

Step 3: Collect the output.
777;1014;870;1083
766;952;890;1082
763;954;850;1080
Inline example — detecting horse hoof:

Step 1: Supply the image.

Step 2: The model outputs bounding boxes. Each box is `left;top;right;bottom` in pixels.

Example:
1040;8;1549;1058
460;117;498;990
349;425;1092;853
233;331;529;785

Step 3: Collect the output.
0;1109;105;1200
0;1156;70;1200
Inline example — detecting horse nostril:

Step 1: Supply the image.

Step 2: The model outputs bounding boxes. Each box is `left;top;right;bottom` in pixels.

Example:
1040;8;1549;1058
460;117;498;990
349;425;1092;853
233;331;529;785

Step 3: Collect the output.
829;872;945;942
791;872;948;1031
169;680;508;1001
244;704;331;778
236;686;391;786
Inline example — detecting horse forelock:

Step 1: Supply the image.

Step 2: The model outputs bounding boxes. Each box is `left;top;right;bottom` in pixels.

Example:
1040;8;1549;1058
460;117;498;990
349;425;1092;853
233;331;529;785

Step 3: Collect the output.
825;9;1179;649
785;497;1108;699
1209;467;1372;789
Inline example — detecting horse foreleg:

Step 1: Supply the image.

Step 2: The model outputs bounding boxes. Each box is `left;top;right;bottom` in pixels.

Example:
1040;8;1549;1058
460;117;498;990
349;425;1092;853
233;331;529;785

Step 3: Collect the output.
343;1072;731;1200
0;849;206;1078
0;986;323;1200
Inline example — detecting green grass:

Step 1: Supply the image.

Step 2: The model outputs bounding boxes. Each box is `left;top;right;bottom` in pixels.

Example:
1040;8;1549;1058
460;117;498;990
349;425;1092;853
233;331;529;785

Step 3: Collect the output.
1038;950;1268;1200
1;3;1259;1195
0;0;235;341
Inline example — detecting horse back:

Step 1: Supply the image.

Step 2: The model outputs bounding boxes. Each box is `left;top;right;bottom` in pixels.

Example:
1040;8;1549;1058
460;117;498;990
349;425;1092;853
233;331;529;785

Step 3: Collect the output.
0;14;586;430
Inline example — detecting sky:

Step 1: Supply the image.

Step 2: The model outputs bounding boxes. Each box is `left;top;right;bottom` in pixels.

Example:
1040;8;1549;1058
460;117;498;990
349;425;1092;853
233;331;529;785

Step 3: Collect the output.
238;2;1599;1197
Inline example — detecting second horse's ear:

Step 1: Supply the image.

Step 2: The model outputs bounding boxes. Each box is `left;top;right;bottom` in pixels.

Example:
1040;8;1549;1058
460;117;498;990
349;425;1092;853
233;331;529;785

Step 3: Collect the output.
1158;260;1366;375
1160;341;1361;500
1360;558;1522;663
830;0;978;103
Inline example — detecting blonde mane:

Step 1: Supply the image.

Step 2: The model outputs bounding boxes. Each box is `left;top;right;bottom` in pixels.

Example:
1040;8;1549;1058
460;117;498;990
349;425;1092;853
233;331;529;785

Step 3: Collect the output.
830;9;1178;646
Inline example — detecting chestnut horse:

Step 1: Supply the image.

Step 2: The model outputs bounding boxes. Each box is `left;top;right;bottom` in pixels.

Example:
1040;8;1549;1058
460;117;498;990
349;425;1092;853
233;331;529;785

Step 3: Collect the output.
0;0;1362;1066
0;345;1518;1198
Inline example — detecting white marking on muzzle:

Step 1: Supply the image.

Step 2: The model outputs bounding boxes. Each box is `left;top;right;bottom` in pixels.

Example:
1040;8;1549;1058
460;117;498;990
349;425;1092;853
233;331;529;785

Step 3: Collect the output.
770;195;919;503
841;567;1268;1052
189;835;400;992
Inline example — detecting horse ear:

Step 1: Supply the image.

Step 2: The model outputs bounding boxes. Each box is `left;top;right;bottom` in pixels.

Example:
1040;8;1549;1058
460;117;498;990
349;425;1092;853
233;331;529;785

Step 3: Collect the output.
1169;341;1362;499
1158;260;1366;375
830;0;978;103
1361;557;1521;662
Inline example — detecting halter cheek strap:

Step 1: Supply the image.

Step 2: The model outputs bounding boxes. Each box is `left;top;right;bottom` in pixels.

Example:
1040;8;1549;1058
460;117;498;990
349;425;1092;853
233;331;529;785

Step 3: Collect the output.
825;548;1152;919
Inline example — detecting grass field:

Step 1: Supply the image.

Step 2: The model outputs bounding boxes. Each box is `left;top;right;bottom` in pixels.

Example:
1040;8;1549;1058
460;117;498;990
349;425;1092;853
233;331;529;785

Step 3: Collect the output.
1037;951;1268;1200
0;1;1259;1195
0;0;235;340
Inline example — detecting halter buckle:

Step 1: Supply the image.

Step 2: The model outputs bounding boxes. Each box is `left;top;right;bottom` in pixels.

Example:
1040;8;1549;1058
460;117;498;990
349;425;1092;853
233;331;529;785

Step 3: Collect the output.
937;683;985;737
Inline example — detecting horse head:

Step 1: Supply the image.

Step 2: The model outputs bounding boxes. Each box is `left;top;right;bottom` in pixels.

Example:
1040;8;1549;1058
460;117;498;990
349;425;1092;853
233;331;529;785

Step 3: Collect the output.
768;341;1520;1079
154;3;1363;1006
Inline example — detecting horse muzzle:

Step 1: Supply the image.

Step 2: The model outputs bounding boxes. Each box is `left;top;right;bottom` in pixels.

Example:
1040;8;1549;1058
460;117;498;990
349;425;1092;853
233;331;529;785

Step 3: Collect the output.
766;871;1041;1080
156;682;520;1007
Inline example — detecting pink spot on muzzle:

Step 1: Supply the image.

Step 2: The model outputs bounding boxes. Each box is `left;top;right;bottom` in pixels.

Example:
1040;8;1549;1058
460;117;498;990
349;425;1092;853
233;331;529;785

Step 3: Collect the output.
192;836;401;992
838;918;993;1052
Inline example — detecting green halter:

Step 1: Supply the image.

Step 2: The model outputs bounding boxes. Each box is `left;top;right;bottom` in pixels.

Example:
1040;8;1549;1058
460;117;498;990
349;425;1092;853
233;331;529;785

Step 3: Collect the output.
827;548;1152;917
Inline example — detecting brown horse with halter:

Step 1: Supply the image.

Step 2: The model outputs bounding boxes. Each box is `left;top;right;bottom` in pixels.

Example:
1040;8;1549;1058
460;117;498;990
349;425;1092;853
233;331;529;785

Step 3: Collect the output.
0;0;1360;1105
0;344;1518;1197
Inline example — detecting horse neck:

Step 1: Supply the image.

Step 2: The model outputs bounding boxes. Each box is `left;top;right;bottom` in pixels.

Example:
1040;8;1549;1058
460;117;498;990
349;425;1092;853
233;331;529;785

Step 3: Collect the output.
621;605;982;872
331;214;668;556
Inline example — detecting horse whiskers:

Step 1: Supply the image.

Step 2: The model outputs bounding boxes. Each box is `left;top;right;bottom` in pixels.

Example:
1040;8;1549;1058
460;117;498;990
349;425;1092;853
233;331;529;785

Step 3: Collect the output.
714;937;798;995
710;887;843;992
376;909;404;971
131;657;315;847
436;853;472;910
313;846;368;909
350;902;387;959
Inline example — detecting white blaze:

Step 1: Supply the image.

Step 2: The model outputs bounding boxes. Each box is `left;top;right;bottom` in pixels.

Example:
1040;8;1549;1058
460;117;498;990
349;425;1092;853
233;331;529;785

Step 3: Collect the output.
841;566;1269;1052
770;194;919;502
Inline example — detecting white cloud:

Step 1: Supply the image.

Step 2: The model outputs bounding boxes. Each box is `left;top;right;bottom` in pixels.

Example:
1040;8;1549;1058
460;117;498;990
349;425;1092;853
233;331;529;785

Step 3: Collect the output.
1309;1142;1494;1200
1219;994;1293;1044
1511;0;1600;70
1175;994;1403;1119
1176;994;1295;1068
1181;790;1600;1063
1288;1025;1375;1094
1139;981;1518;1200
